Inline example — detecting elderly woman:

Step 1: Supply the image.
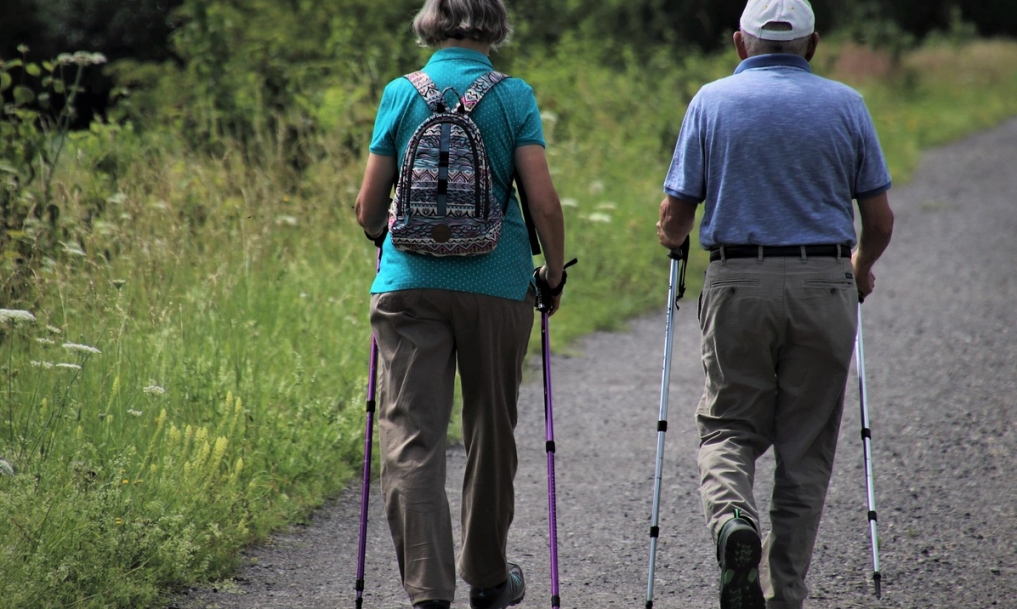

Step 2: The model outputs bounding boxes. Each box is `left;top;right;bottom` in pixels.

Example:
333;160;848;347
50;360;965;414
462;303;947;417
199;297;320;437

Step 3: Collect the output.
354;0;567;608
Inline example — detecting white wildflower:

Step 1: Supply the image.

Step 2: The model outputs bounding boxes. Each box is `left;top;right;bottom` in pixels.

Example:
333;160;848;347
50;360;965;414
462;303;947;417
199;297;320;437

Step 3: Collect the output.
596;202;617;210
584;212;613;223
35;338;56;346
46;325;62;334
143;385;167;396
55;363;82;370
589;180;605;195
561;198;579;209
111;279;126;290
63;242;87;257
0;309;36;323
63;342;101;355
127;409;144;417
540;110;559;124
275;215;299;227
56;51;107;66
30;361;55;369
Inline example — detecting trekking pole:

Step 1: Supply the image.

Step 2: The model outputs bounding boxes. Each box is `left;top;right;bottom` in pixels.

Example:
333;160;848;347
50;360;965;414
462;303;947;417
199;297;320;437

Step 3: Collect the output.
855;302;881;598
355;246;383;609
645;237;689;609
534;258;577;609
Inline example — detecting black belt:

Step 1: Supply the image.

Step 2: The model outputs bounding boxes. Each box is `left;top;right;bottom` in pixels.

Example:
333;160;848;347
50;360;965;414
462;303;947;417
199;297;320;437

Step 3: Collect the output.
709;244;849;262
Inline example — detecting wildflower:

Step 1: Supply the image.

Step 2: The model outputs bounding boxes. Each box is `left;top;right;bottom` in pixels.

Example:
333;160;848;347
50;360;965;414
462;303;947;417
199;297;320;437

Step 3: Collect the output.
127;409;143;417
111;279;126;290
0;459;14;477
275;215;299;227
584;212;613;223
35;338;56;346
0;309;36;323
540;110;559;124
561;198;579;209
589;180;605;195
56;51;107;67
31;361;55;369
143;385;166;396
115;518;123;525
63;242;87;257
122;478;129;485
55;363;82;370
211;436;229;466
63;342;101;355
596;202;618;210
46;325;62;334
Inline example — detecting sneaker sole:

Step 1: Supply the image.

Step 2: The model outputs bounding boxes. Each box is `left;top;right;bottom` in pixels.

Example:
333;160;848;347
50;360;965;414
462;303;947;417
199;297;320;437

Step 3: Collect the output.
720;528;765;609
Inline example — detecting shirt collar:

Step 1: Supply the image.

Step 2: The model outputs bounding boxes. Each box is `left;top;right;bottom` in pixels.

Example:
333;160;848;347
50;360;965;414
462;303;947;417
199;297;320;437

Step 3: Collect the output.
734;54;812;75
426;47;495;69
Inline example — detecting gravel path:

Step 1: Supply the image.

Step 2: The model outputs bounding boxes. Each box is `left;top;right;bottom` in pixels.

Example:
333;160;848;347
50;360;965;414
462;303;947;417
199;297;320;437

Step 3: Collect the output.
170;118;1017;609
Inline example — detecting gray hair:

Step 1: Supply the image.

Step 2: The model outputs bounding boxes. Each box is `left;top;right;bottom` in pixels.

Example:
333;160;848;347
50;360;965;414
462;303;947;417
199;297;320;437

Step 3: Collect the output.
412;0;513;49
741;26;812;58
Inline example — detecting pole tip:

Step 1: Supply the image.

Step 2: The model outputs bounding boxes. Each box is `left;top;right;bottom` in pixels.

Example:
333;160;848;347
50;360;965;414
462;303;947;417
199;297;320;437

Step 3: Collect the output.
873;571;882;598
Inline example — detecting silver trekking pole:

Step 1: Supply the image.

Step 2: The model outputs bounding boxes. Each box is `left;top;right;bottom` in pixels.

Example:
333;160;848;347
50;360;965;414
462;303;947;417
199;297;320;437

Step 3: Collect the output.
645;238;689;609
855;303;881;598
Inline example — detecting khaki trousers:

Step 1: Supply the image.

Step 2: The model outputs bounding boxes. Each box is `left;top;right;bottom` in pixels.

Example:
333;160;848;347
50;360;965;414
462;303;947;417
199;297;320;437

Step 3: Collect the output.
370;289;534;604
696;254;857;609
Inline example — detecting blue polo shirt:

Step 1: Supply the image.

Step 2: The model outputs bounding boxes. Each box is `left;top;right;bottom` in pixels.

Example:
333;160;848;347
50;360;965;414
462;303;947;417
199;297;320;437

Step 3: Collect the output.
369;48;545;300
663;54;892;249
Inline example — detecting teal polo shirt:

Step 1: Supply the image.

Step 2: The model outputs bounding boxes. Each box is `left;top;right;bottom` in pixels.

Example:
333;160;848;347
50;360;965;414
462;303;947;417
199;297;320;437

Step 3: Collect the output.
664;54;892;249
369;48;545;301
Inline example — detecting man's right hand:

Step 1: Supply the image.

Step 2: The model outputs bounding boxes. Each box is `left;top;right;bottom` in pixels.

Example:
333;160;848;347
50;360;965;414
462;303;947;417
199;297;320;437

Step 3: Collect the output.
853;257;875;300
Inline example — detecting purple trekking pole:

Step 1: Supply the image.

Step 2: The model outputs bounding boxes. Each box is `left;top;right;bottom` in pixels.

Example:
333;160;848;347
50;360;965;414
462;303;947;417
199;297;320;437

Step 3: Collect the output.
355;247;382;609
533;258;577;609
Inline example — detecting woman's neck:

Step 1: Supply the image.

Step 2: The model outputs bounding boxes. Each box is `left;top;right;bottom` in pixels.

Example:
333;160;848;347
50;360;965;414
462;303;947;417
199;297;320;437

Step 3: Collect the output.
439;38;491;56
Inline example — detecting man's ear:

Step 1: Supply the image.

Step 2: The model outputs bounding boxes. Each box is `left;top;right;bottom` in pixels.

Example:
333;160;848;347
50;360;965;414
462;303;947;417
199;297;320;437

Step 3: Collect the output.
734;31;749;60
805;32;820;61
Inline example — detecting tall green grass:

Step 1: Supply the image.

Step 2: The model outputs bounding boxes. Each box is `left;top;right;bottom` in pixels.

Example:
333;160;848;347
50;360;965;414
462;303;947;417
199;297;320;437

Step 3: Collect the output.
1;38;1016;608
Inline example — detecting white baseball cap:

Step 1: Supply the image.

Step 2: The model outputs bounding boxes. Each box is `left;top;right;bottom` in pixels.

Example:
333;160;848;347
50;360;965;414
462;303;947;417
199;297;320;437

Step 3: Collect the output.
740;0;816;41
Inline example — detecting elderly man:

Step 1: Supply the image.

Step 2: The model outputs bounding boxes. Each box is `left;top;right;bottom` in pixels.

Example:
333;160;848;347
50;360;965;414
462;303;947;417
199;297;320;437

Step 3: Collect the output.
656;1;894;608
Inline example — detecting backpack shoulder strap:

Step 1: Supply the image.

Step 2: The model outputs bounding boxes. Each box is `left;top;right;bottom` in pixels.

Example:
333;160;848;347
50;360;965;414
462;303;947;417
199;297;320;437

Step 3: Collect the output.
404;71;444;112
457;71;510;114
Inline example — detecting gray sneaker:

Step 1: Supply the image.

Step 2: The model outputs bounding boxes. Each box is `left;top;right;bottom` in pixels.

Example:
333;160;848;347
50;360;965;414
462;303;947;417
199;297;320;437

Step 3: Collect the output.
717;517;765;609
469;562;525;609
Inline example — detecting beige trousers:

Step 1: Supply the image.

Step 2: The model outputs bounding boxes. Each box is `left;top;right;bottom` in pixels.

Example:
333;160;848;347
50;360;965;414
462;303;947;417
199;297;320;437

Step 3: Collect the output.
696;254;858;609
370;289;534;604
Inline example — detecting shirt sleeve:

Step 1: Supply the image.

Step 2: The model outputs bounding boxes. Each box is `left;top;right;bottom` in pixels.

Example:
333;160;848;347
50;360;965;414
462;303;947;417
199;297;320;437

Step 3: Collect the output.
369;81;400;157
663;96;706;202
513;82;545;148
852;99;892;199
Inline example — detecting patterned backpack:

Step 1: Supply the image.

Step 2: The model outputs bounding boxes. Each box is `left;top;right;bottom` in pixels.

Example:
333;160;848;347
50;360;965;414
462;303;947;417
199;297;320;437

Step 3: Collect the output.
388;70;510;257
